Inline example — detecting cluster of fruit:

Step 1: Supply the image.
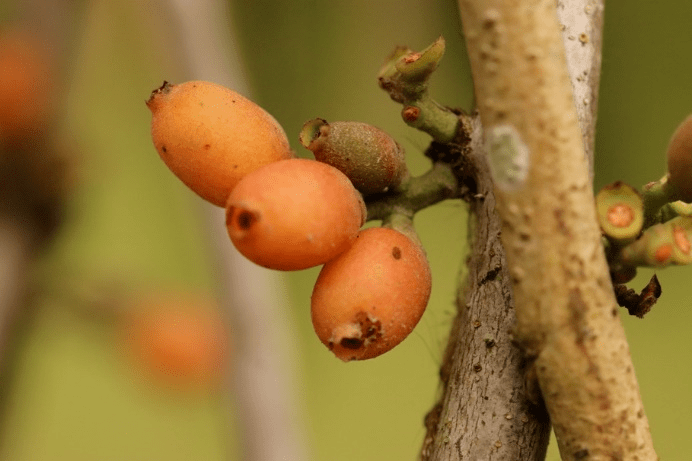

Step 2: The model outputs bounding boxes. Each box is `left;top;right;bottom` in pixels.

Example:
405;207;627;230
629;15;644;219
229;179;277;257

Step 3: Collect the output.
146;80;432;361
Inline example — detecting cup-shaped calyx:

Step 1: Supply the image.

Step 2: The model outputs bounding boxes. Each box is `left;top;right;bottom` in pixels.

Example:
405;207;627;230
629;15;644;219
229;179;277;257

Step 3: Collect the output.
596;181;644;244
377;36;445;102
300;118;408;195
620;216;692;267
666;115;692;202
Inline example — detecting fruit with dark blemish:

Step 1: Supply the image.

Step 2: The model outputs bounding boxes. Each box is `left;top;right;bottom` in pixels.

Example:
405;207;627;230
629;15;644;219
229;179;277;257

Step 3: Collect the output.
225;158;366;270
146;80;293;206
311;226;431;361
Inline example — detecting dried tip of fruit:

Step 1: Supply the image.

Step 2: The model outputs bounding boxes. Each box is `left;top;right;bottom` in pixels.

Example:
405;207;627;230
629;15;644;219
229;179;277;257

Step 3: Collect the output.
596;181;644;242
666;115;692;202
145;80;172;110
299;118;328;149
328;313;383;362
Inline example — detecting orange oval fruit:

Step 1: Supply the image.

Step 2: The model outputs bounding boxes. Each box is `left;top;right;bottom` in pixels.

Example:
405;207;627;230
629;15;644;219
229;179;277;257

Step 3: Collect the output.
123;294;227;391
311;227;431;361
0;27;55;141
147;81;294;206
226;158;366;270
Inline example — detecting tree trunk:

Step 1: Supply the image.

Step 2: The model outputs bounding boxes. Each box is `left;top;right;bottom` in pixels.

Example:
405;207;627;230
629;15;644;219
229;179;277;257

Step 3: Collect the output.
421;116;551;460
455;0;657;458
424;0;658;459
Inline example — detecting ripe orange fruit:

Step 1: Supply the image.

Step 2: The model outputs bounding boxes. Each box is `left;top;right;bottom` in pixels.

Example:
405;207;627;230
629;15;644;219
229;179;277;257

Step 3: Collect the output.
311;227;431;361
226;158;366;270
123;294;227;391
0;27;55;142
146;81;294;206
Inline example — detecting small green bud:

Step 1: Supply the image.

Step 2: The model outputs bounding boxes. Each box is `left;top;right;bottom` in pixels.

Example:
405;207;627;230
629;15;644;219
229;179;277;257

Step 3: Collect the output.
377;36;446;102
300;119;409;196
666;115;692;202
596;181;644;244
393;36;445;83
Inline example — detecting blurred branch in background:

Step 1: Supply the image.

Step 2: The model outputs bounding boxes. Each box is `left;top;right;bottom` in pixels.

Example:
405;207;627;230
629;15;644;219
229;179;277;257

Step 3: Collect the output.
150;0;310;460
0;0;78;432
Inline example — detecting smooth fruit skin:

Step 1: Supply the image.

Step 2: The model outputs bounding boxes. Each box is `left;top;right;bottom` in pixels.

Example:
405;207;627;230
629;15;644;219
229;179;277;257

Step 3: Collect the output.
0;27;55;142
226;158;366;270
666;115;692;202
123;294;227;392
147;81;293;206
311;227;431;361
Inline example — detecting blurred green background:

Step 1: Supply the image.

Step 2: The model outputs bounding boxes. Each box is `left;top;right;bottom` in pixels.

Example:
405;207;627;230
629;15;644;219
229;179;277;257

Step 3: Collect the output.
0;0;690;460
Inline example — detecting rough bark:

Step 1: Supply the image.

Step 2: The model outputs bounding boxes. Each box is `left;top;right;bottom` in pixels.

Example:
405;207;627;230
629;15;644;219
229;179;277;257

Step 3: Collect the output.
457;0;657;459
556;0;604;179
422;1;607;459
421;117;551;461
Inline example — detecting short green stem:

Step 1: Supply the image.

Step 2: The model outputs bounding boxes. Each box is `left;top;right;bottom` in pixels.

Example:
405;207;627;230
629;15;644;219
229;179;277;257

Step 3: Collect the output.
378;37;462;143
402;96;460;143
642;174;676;227
365;162;458;222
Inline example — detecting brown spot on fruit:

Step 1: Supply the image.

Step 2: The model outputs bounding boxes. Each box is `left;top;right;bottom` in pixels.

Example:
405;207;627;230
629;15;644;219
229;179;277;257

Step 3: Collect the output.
235;210;256;230
392;246;402;259
340;337;363;349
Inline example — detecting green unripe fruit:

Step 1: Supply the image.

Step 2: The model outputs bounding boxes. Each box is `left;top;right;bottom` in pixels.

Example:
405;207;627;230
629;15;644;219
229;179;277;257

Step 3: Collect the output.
300;119;408;195
666;115;692;202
